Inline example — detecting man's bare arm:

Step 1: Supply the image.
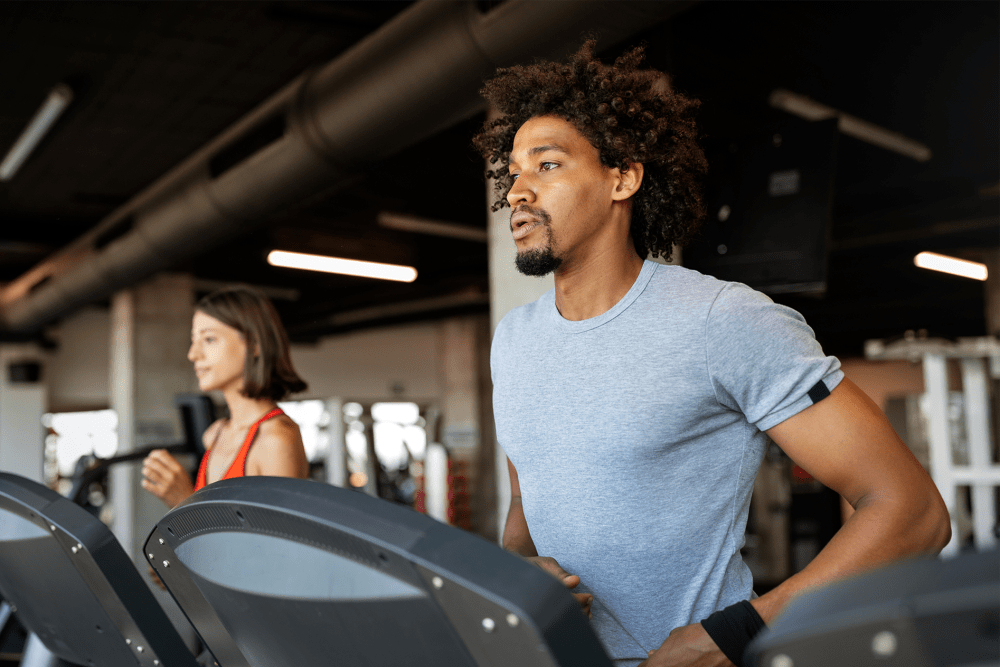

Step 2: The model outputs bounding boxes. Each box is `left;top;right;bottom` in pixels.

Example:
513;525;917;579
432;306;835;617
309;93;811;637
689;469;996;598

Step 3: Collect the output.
503;457;538;556
752;377;950;620
643;378;950;667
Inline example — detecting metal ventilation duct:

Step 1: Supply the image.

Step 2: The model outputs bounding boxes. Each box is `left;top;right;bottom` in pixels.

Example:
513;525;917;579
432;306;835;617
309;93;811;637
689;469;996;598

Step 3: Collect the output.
0;0;692;333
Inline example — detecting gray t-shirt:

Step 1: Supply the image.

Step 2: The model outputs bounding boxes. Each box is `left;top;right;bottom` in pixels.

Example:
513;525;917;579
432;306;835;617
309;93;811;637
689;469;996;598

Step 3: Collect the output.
491;260;843;665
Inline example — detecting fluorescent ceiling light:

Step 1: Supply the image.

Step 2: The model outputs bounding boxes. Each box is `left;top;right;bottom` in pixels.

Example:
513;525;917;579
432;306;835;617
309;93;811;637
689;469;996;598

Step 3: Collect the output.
769;89;931;162
0;83;74;181
914;251;988;281
267;250;417;283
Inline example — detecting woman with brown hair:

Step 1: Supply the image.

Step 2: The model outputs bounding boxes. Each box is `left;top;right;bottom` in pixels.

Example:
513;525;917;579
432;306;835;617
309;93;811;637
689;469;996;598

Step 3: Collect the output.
142;285;309;508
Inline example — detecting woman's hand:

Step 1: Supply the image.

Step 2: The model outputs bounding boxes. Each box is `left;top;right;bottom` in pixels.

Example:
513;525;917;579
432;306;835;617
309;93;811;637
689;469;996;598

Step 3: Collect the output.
141;449;195;508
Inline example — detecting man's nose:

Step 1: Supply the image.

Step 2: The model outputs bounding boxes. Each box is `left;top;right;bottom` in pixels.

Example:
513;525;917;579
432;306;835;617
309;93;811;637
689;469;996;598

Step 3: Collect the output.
506;175;533;207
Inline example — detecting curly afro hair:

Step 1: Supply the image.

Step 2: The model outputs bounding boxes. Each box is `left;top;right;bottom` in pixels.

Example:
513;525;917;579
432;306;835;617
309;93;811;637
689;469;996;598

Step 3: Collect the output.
473;40;707;261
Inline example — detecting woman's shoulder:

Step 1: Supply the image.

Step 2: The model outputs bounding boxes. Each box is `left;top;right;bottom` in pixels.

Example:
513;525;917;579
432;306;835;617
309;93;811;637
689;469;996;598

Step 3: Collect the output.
256;413;303;446
247;412;308;477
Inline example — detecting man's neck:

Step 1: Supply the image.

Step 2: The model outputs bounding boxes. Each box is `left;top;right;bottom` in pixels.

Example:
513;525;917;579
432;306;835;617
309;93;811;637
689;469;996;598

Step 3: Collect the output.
553;244;645;321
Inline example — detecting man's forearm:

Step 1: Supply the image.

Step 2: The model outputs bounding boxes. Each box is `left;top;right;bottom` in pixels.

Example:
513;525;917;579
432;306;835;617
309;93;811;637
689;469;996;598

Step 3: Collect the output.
642;494;951;667
751;490;950;622
757;380;952;624
503;496;539;556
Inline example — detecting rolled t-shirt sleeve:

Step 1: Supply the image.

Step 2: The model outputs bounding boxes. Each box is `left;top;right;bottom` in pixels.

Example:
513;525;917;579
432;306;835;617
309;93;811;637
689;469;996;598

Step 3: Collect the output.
705;282;843;432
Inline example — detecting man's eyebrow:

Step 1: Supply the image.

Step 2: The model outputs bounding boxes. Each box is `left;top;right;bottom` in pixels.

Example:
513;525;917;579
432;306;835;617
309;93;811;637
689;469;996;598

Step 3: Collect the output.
508;143;570;168
527;143;568;157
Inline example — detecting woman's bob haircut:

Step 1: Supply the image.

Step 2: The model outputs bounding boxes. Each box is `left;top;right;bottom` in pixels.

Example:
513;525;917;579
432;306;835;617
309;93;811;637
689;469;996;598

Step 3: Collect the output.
194;285;307;401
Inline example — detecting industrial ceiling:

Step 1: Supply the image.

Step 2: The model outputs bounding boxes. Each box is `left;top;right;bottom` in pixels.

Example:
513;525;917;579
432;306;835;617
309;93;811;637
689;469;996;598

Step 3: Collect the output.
0;0;996;357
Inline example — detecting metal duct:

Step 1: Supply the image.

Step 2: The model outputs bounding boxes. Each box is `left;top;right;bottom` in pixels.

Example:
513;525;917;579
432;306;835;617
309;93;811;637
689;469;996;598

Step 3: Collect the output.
0;0;693;333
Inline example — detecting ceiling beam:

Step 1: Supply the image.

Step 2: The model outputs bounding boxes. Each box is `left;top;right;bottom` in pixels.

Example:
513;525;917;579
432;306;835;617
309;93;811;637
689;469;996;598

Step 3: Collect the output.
830;216;999;252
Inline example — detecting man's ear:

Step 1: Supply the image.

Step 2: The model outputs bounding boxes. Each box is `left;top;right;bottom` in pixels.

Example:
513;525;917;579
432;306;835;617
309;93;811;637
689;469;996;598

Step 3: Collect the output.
612;162;644;202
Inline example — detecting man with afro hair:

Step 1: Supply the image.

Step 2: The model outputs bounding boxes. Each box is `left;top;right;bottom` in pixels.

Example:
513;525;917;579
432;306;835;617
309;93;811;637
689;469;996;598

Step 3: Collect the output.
475;41;949;667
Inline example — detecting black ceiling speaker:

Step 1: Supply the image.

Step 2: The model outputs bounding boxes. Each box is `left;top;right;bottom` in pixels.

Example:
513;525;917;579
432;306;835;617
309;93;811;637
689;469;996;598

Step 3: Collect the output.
7;361;41;384
685;117;839;296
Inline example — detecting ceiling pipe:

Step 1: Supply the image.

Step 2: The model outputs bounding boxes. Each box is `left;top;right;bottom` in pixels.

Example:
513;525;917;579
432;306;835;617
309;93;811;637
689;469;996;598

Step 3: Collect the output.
0;0;694;333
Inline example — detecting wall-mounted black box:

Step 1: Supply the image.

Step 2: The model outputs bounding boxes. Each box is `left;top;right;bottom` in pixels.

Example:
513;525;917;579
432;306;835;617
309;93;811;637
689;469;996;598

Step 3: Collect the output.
8;362;41;384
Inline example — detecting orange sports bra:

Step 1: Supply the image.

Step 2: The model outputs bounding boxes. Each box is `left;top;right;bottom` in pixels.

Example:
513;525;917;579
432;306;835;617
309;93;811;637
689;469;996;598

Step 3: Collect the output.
194;408;285;491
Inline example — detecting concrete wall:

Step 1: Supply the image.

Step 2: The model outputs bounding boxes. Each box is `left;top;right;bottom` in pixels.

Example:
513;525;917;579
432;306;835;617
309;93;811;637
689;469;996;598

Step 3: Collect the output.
290;322;444;403
47;306;111;412
41;305;483;411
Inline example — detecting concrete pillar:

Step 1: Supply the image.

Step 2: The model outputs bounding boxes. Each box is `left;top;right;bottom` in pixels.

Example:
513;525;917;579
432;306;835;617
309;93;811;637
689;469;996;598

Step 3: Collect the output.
0;343;47;482
440;318;480;453
437;315;496;536
108;274;201;653
109;274;196;560
109;290;136;552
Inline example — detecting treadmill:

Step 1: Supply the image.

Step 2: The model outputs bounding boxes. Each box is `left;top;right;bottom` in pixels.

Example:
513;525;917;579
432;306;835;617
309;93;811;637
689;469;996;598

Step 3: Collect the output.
6;468;992;666
146;476;613;667
0;472;200;667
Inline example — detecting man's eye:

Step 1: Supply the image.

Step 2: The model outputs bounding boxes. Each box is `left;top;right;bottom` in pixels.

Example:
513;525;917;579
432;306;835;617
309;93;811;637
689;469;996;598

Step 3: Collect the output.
510;173;519;180
540;162;557;171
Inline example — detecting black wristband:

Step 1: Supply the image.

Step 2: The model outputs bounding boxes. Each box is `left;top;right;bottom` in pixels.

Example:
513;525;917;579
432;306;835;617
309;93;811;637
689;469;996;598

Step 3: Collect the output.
700;600;767;667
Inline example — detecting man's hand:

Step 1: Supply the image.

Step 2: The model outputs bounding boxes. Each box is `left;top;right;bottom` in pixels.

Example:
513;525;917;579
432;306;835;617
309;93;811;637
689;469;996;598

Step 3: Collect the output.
637;622;732;667
141;449;195;508
524;556;593;618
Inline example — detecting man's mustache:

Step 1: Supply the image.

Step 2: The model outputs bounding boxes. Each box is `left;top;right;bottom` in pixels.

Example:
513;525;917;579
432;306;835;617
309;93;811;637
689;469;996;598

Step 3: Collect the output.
509;205;551;231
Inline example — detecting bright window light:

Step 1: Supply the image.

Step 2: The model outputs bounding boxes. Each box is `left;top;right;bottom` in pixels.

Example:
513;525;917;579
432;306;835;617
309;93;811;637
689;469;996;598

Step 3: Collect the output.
267;250;417;283
44;410;119;478
278;399;330;462
371;402;420;425
373;421;408;470
914;252;988;281
0;83;74;181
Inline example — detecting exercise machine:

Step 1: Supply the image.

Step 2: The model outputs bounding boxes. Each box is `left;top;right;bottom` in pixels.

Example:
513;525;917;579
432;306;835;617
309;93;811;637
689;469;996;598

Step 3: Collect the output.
67;394;214;509
147;476;611;666
0;473;200;667
749;548;999;667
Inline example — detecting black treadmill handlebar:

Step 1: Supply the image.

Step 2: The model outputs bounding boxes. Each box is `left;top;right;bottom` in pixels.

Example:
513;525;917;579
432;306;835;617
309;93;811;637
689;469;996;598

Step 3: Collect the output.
69;443;193;505
98;442;191;467
65;393;214;507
